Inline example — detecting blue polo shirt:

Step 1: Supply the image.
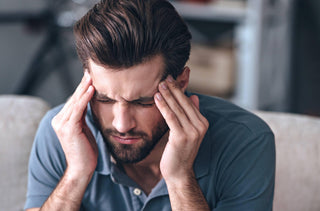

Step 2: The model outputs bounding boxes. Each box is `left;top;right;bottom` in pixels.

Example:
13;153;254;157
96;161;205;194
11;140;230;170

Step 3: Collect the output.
25;94;275;210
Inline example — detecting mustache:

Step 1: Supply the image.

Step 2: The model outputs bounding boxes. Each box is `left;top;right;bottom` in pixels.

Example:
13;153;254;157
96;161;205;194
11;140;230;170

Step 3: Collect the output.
103;128;148;138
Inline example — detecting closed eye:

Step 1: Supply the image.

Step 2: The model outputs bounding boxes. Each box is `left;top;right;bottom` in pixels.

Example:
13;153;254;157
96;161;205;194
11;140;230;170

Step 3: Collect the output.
95;98;115;104
94;97;154;107
134;101;155;107
93;90;155;107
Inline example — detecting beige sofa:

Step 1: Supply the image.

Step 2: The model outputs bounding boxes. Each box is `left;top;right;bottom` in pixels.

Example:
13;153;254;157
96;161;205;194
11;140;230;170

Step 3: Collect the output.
255;111;320;211
0;95;50;211
0;95;319;211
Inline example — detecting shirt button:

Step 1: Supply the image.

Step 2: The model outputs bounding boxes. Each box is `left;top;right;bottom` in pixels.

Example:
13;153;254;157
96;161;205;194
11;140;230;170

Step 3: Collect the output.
133;188;142;196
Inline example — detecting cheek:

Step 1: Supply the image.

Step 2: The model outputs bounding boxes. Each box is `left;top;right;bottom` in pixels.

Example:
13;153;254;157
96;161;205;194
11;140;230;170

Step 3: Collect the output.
90;101;113;127
135;106;164;127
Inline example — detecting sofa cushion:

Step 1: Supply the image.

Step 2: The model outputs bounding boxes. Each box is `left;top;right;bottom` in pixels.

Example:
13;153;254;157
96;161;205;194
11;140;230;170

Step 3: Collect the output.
255;111;320;211
0;95;50;211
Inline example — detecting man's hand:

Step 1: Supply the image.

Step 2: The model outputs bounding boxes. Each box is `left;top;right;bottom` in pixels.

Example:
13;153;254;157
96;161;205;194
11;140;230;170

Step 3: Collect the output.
154;75;210;210
155;75;209;182
52;72;97;178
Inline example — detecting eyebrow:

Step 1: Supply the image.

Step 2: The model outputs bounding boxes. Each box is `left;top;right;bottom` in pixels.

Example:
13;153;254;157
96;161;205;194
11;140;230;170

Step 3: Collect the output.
93;91;156;103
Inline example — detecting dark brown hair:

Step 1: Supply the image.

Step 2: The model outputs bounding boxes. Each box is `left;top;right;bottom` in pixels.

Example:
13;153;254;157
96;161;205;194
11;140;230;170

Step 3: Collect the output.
73;0;191;78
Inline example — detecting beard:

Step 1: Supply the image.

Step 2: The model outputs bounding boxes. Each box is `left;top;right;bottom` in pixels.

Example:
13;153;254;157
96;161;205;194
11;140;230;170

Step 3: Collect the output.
102;122;168;163
91;110;168;164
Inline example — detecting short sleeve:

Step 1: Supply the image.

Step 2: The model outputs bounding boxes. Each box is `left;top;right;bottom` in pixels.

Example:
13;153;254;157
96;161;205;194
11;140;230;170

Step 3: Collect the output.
24;107;67;209
214;132;275;211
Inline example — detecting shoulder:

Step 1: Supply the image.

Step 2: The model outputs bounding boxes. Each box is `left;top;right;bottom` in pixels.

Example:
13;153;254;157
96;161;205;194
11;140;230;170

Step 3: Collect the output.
31;104;67;171
190;93;275;209
195;93;273;136
38;104;64;129
32;104;64;147
33;104;64;149
194;93;275;160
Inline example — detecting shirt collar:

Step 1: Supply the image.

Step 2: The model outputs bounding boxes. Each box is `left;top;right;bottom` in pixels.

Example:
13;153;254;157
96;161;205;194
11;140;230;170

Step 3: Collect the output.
95;131;112;175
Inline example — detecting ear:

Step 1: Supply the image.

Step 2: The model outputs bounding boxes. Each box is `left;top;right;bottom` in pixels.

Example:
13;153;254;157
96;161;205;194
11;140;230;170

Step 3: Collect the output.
176;66;190;92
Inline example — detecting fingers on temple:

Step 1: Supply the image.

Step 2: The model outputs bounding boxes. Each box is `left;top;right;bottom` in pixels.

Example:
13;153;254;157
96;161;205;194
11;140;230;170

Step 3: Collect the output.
155;92;184;134
61;72;94;122
167;78;208;129
157;78;208;131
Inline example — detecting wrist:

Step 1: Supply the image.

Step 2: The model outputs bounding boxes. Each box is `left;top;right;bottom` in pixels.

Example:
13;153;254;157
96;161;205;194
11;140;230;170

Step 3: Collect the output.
64;167;95;186
165;171;196;190
41;167;94;210
165;171;210;211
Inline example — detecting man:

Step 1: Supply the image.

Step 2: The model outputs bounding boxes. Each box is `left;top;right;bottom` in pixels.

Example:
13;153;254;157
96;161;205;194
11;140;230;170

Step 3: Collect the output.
25;0;275;210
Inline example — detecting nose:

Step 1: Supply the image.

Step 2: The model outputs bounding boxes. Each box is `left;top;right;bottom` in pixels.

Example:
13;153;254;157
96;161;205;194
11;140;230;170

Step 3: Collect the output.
112;103;136;133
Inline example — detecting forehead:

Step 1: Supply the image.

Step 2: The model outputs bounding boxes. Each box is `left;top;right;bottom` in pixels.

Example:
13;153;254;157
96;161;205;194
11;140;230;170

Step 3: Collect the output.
88;55;165;101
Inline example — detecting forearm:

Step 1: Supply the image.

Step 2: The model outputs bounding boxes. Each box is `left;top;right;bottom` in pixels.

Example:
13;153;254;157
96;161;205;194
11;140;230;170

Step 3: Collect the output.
40;169;93;211
39;73;97;210
166;173;210;211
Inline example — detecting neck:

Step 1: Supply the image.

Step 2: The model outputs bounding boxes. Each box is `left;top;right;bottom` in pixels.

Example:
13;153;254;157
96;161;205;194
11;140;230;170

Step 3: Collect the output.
122;132;169;195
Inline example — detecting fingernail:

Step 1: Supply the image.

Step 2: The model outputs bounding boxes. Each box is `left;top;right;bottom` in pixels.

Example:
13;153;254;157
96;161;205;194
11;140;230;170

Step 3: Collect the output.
85;72;91;81
167;75;174;83
155;93;163;101
160;82;167;90
87;85;93;93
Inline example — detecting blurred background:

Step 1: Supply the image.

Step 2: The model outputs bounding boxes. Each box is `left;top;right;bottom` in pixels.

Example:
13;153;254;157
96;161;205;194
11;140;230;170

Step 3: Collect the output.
0;0;319;116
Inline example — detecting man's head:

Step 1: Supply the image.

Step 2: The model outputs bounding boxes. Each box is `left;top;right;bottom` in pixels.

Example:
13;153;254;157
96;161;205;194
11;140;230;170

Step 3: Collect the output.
73;0;191;79
74;0;192;164
88;56;171;164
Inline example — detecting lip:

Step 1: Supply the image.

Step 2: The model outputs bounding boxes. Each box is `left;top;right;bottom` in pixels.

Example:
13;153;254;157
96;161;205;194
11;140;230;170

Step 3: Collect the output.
112;135;141;145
